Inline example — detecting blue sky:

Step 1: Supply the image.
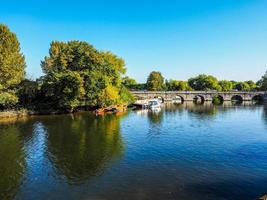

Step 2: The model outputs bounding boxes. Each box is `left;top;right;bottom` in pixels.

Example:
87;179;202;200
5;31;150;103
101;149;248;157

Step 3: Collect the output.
1;0;267;82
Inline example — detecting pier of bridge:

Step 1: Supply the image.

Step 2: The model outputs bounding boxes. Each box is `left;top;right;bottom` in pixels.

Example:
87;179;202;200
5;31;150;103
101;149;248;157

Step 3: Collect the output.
131;91;267;103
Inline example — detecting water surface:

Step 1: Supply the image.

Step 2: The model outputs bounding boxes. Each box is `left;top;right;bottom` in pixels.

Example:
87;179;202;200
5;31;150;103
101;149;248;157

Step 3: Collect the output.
1;102;267;200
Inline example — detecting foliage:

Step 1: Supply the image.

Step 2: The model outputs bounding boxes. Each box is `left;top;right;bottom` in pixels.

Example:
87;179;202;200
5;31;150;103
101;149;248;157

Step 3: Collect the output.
122;76;137;89
0;91;18;109
234;82;250;91
146;71;165;91
119;87;136;104
166;80;191;91
188;74;221;91
17;79;39;108
218;80;233;91
0;24;26;108
40;71;85;111
40;40;132;111
257;71;267;91
245;80;257;90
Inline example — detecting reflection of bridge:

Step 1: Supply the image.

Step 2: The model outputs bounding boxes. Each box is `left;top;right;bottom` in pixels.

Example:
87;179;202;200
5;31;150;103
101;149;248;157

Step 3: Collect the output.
131;91;267;103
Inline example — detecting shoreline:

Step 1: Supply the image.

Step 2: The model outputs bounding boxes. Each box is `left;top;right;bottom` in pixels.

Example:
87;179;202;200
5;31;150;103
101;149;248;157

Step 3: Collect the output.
0;104;130;121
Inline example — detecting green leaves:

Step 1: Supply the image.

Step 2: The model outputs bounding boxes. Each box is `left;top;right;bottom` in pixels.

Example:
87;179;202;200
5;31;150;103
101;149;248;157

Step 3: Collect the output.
40;71;85;111
146;71;165;91
0;24;25;108
188;74;220;91
0;91;18;107
166;80;191;91
40;40;132;111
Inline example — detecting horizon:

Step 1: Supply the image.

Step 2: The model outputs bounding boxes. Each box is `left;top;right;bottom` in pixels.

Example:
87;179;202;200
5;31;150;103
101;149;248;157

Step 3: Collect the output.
1;0;267;82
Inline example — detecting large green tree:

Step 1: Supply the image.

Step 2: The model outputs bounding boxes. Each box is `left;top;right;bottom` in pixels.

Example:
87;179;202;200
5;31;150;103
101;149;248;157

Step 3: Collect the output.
40;41;132;111
0;24;26;108
188;74;220;91
146;71;165;91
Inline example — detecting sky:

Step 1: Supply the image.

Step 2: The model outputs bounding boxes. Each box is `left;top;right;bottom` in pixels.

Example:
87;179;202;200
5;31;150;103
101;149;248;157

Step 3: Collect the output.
0;0;267;82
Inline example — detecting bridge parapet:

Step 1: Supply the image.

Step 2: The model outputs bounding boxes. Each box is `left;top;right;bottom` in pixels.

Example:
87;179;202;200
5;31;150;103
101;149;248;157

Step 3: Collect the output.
131;91;267;102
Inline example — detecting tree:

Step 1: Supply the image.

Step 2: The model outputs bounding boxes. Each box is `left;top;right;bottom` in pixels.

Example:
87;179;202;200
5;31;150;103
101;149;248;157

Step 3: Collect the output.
146;71;165;91
40;40;132;111
17;79;39;108
166;80;191;91
218;80;233;91
188;74;220;91
234;82;250;91
40;71;85;111
0;24;26;108
122;76;137;89
257;71;267;91
245;80;257;90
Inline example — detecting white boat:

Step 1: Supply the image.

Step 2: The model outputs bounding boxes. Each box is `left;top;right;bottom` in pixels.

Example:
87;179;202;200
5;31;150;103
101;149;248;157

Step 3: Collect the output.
148;99;161;110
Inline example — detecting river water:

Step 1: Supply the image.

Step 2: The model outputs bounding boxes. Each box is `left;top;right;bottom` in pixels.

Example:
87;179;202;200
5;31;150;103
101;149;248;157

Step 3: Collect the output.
1;102;267;200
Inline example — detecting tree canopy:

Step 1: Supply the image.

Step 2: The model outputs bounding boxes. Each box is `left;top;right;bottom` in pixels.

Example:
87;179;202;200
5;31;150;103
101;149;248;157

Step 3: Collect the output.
122;76;137;89
166;80;191;91
258;71;267;91
146;71;165;91
39;40;133;111
0;24;26;108
188;74;220;91
218;80;233;91
234;82;250;91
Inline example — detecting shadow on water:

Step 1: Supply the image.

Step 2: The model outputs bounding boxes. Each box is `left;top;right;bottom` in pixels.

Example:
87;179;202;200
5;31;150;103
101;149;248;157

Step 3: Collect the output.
42;112;126;184
0;120;36;200
0;112;127;198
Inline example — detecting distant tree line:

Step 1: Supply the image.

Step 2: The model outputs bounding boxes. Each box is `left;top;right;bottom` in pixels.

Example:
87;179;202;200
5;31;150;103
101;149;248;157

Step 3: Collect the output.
1;24;267;112
123;71;267;92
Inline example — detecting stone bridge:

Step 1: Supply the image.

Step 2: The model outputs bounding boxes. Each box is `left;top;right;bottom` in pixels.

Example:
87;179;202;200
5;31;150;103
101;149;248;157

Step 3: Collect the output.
131;91;267;102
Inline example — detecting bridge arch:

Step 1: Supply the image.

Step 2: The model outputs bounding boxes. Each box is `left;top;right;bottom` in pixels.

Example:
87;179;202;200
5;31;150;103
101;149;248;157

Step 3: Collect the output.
212;95;224;105
193;95;205;104
252;94;264;104
172;95;184;104
231;95;243;104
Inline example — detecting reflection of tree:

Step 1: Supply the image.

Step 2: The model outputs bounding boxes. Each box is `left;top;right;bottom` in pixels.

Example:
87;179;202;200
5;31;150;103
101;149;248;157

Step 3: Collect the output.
44;113;125;184
0;125;26;199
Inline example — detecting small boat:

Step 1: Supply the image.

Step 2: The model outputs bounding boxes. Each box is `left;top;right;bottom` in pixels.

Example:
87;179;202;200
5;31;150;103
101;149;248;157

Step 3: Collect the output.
148;99;161;110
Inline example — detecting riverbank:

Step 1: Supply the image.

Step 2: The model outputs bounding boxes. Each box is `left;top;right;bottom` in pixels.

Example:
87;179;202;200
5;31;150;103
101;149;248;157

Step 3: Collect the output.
0;104;129;121
0;110;28;118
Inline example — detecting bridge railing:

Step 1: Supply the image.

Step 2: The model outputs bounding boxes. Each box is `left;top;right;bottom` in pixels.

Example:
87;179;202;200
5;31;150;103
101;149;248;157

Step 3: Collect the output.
130;90;266;94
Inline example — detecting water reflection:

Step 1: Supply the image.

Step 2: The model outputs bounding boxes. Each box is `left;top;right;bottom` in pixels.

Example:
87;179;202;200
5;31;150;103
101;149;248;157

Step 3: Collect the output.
0;120;36;200
147;108;164;124
1;103;267;200
44;113;125;184
0;126;25;199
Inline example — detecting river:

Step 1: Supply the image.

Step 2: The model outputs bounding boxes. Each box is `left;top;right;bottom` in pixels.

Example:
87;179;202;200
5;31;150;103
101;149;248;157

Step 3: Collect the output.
0;102;267;200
